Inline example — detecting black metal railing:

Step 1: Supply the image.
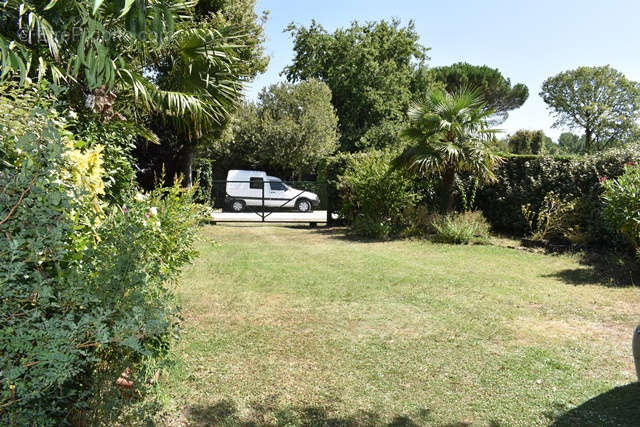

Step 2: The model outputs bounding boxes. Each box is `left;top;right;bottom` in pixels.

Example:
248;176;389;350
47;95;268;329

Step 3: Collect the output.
210;180;329;223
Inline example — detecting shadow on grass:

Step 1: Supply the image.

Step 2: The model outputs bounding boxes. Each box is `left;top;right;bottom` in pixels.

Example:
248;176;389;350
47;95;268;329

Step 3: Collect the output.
543;251;640;287
186;400;439;426
287;224;395;244
550;383;640;426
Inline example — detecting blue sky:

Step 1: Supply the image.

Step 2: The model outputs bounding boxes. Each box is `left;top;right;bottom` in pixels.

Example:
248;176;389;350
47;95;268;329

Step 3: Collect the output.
245;0;640;141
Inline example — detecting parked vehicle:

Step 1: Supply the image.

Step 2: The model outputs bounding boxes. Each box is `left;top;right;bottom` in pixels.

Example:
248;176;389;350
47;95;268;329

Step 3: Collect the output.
225;170;320;213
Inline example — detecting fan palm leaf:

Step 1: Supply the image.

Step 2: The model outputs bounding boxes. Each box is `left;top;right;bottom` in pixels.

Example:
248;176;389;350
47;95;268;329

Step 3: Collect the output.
394;87;503;212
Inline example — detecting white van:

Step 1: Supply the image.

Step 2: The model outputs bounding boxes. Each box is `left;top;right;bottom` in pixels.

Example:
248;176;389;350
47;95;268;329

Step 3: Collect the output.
225;170;320;213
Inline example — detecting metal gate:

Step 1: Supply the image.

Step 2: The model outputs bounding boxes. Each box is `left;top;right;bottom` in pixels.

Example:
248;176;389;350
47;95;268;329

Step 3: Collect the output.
209;179;329;224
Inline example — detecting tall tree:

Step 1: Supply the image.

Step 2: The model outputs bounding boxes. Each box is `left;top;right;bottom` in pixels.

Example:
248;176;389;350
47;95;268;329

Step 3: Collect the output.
557;132;585;154
283;19;430;152
393;88;502;213
540;65;640;152
214;79;339;178
430;62;529;123
195;0;270;79
507;130;546;154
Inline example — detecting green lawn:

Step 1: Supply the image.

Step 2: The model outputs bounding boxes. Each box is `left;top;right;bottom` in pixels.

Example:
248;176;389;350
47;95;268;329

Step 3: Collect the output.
156;224;640;426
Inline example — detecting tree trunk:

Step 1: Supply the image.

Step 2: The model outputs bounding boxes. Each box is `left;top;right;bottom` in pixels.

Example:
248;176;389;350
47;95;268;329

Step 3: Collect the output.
440;167;457;214
585;128;593;153
177;143;195;188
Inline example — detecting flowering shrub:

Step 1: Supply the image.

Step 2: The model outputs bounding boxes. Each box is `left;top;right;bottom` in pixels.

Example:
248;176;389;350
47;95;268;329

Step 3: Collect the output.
0;91;200;424
602;163;640;250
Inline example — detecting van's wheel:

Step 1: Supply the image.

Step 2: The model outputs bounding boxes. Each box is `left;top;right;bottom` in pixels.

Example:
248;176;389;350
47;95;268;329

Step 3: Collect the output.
296;198;312;213
231;200;245;213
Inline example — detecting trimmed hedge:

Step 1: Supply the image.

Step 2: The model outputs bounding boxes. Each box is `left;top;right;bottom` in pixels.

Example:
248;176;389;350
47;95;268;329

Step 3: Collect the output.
477;146;640;247
318;151;437;226
337;150;422;238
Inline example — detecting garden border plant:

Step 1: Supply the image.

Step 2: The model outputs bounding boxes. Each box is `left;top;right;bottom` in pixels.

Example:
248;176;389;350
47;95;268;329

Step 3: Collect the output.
0;85;201;425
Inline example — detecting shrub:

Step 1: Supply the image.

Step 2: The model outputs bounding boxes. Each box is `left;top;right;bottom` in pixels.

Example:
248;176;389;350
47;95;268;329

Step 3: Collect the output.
69;116;140;205
430;211;490;244
0;89;200;424
602;163;640;250
338;150;421;238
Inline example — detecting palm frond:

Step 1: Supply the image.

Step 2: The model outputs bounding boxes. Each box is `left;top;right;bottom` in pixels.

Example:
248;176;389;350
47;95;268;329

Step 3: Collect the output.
394;86;503;181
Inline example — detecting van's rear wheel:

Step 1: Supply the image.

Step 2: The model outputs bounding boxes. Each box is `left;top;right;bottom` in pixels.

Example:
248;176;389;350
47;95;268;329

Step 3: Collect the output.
231;200;245;212
296;198;312;213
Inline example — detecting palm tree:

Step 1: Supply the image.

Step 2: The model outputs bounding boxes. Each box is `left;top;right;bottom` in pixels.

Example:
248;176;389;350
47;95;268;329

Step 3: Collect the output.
394;88;503;213
0;1;247;186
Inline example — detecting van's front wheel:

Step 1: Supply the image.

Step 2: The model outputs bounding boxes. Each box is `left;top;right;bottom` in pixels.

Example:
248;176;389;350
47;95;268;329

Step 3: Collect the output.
296;198;312;213
231;200;246;212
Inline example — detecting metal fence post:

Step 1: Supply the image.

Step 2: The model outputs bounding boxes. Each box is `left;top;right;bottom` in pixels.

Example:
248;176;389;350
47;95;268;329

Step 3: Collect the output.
261;181;265;222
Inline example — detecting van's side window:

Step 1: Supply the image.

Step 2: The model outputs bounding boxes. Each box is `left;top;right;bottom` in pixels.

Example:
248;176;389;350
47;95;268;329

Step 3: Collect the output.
269;181;286;191
249;177;263;189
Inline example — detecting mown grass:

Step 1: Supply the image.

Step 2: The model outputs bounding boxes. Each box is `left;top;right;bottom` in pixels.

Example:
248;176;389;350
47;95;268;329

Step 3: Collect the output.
155;224;640;426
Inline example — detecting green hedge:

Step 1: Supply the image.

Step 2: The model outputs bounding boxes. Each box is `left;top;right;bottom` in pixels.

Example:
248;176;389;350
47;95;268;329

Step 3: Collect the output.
477;147;640;247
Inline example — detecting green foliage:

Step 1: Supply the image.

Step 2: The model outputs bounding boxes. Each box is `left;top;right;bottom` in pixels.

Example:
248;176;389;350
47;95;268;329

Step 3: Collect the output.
477;147;640;247
430;62;529;123
430;211;490;244
540;66;640;152
393;87;503;213
69;117;138;205
0;0;186;88
0;96;200;424
1;82;139;205
215;79;339;178
1;1;262;188
557;132;586;154
521;191;576;241
284;19;430;151
602;163;640;249
195;0;270;79
457;176;480;212
338;150;420;238
507;130;546;154
317;153;354;222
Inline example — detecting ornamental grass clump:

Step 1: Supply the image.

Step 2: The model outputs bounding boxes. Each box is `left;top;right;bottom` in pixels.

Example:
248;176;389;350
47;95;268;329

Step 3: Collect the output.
430;211;490;245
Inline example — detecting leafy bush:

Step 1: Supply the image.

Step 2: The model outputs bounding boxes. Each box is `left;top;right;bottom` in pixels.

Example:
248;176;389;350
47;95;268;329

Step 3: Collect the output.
338;150;421;238
602;163;640;249
430;211;490;244
69;116;140;205
477;147;640;247
0;90;200;424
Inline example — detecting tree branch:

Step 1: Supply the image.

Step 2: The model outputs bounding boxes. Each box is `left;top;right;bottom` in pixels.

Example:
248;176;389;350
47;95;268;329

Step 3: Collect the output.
0;174;38;227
